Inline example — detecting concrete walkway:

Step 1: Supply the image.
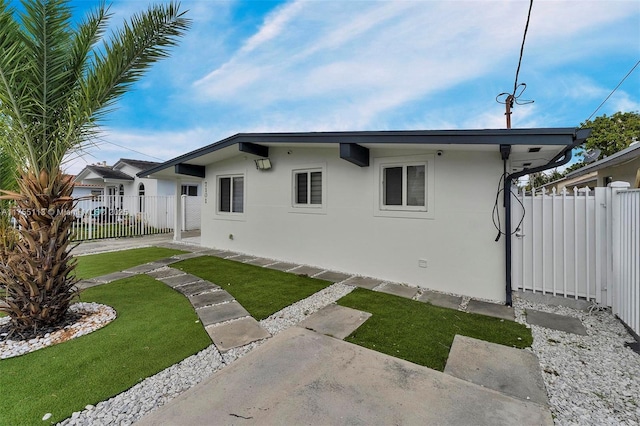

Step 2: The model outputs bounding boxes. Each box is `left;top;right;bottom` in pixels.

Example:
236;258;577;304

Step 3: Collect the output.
137;327;552;426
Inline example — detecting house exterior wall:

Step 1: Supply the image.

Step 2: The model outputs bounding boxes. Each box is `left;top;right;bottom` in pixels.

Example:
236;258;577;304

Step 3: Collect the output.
200;147;506;301
596;157;640;188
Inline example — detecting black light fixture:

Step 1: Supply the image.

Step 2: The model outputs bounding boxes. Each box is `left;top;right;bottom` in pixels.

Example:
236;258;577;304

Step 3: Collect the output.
254;158;272;170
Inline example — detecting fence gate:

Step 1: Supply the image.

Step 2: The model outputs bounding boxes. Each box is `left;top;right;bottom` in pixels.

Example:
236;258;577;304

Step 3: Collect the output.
512;183;640;337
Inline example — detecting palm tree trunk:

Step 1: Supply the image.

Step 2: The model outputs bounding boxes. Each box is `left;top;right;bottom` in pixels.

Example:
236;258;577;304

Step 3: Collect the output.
0;170;78;337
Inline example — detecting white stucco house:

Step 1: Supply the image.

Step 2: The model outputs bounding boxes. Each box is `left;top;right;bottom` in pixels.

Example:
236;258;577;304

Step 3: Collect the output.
75;158;201;200
74;158;202;229
138;128;590;304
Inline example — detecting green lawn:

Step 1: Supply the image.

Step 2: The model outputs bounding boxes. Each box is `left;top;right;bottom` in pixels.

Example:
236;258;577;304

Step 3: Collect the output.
74;247;187;279
0;275;211;425
337;288;533;371
174;256;331;320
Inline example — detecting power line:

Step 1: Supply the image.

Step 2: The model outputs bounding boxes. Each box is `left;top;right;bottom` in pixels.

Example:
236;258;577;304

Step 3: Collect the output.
496;0;535;128
95;137;165;162
513;0;534;94
585;59;640;122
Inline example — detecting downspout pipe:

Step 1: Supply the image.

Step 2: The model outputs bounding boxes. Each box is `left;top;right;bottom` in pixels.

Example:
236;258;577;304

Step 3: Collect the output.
503;128;591;306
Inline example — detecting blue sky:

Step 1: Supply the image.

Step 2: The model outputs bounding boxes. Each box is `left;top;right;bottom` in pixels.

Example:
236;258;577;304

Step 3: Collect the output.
48;0;640;174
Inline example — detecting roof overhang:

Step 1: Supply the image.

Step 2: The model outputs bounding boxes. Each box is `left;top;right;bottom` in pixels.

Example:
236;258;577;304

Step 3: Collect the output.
138;128;588;180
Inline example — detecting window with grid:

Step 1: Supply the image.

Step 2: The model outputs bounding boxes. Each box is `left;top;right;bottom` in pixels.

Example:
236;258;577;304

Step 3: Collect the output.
381;163;427;211
294;170;322;206
218;175;244;213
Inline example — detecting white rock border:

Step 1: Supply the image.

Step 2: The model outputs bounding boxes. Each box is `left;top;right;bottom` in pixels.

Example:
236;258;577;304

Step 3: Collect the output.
0;302;117;359
513;295;640;425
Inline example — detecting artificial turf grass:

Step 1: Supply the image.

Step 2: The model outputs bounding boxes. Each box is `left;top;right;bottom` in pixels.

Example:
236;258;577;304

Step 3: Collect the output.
174;256;331;320
74;246;187;279
0;275;211;425
337;288;533;371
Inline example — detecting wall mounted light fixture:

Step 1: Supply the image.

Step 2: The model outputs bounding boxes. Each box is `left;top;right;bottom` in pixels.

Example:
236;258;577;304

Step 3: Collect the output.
254;158;272;170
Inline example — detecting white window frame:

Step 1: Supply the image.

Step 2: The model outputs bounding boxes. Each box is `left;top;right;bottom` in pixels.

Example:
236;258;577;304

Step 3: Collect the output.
373;154;435;219
216;173;245;219
290;164;327;214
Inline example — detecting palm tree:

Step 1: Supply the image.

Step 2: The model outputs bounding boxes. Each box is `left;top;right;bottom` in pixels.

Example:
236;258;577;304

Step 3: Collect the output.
0;0;190;337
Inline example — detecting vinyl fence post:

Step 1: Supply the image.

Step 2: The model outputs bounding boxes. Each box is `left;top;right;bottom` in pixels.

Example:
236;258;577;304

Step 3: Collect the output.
609;181;631;315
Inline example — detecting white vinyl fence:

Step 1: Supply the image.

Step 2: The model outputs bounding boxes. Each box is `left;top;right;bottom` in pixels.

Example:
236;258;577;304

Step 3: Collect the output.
615;189;640;337
69;195;174;240
513;182;640;336
63;195;201;241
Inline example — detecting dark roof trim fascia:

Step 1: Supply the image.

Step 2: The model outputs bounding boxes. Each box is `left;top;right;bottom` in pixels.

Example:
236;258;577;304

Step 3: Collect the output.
137;128;580;178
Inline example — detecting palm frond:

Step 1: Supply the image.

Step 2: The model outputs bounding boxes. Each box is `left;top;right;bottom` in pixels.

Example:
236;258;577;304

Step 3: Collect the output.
83;2;190;124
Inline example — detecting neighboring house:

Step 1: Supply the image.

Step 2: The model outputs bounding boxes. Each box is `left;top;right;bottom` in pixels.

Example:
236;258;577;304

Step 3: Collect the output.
138;129;589;302
75;158;201;205
544;141;640;192
70;179;104;199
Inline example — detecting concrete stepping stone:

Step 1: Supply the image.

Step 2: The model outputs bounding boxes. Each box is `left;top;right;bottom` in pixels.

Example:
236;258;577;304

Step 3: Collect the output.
245;257;275;266
151;257;182;266
92;271;135;283
467;299;515;321
197;301;250;326
314;270;352;283
343;276;384;290
160;273;203;288
229;255;256;263
266;262;300;272
196;249;231;257
417;291;462;310
298;304;372;340
189;290;234;309
171;251;206;260
221;252;242;259
205;317;270;353
146;268;184;279
123;262;165;274
76;279;101;290
525;309;587;335
376;282;418;299
444;335;548;406
288;265;323;276
175;281;219;297
156;242;199;252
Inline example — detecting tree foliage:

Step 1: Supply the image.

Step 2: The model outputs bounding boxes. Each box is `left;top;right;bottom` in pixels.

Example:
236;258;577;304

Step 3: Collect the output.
0;0;190;337
579;111;640;160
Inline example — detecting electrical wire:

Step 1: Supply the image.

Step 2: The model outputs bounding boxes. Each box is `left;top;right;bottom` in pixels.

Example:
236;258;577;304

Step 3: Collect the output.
100;139;165;162
496;0;535;111
585;59;640;122
492;173;526;240
513;0;534;95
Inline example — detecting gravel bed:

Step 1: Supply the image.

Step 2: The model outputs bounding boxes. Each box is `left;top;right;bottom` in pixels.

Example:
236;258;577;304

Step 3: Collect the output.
0;303;116;359
513;295;640;425
58;282;354;425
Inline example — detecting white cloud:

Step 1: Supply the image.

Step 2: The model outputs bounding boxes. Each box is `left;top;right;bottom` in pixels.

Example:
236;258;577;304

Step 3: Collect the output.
190;0;638;130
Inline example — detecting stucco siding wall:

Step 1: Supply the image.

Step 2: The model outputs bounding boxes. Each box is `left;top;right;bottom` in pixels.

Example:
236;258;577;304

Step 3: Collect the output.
200;147;506;301
597;157;640;188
